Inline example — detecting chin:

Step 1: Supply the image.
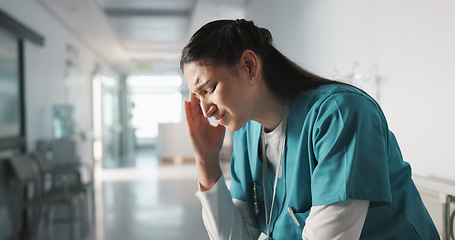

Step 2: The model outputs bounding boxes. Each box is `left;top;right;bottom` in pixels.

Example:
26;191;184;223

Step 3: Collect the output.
225;125;239;132
225;121;247;132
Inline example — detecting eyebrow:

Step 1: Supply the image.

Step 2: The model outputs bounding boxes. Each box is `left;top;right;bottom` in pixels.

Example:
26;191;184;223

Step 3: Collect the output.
196;80;211;91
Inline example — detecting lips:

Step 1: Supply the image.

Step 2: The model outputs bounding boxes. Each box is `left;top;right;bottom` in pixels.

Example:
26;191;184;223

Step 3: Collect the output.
215;113;226;124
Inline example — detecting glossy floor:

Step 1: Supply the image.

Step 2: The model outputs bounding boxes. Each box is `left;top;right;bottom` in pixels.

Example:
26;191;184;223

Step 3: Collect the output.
37;148;209;240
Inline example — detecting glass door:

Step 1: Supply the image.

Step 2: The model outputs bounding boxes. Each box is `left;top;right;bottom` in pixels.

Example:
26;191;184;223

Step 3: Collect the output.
93;75;121;168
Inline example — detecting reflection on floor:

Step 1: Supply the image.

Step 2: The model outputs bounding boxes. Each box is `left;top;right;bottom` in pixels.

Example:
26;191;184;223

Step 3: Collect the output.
37;148;209;240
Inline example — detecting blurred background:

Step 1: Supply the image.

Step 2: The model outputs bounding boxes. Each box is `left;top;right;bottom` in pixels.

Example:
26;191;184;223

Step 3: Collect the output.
0;0;454;239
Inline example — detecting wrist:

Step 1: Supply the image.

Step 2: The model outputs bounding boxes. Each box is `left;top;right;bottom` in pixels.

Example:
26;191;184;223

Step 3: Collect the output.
199;172;222;192
195;157;222;192
194;151;220;164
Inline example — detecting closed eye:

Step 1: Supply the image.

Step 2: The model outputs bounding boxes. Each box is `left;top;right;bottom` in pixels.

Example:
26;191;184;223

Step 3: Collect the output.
206;84;217;94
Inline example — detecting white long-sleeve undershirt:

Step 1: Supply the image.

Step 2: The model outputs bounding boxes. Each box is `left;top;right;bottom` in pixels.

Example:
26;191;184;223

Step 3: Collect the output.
196;175;369;240
196;122;369;239
196;175;260;240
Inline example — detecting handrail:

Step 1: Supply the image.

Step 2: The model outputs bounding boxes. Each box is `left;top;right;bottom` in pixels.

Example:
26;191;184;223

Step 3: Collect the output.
413;174;455;196
413;174;455;240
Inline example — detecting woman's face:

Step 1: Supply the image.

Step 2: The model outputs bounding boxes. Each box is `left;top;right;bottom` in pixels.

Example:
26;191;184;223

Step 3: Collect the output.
183;61;256;132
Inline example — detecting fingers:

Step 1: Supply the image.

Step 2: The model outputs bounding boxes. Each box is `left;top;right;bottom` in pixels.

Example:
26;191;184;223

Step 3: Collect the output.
187;93;204;117
188;92;199;105
184;100;193;123
184;94;205;128
190;93;204;115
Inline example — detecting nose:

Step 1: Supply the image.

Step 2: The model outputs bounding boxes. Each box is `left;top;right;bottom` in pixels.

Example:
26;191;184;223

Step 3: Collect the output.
200;99;216;118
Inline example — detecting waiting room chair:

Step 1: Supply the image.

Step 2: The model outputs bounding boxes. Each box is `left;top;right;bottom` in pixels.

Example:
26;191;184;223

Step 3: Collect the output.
32;151;92;240
9;153;88;240
8;154;41;239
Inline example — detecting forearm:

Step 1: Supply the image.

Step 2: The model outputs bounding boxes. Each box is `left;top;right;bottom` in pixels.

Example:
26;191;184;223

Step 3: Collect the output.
184;96;225;191
197;175;260;240
195;155;222;192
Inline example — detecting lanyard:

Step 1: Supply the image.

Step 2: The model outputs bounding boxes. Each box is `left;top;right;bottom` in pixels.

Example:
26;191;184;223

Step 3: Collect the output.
261;102;289;240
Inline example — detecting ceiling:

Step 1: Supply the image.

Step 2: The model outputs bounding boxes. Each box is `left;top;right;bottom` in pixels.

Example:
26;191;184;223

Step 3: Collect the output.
35;0;247;75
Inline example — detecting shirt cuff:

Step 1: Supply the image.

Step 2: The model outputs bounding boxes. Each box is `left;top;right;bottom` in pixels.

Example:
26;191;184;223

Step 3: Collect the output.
303;199;369;240
195;174;229;205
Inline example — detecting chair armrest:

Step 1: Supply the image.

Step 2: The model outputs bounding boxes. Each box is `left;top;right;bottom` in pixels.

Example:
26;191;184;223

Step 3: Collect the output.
52;161;93;185
53;175;71;196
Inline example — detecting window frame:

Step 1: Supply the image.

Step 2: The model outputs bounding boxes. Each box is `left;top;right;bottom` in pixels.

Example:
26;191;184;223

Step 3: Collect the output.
0;9;44;152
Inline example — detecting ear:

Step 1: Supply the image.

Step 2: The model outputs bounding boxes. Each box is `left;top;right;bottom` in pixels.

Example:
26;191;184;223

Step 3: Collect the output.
239;50;258;79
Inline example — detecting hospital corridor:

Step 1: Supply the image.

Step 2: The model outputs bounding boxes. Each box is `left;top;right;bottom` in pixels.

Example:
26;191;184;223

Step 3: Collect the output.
38;148;211;240
1;0;455;239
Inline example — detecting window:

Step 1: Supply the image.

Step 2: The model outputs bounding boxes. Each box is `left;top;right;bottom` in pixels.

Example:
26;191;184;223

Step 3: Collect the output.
0;9;44;151
0;30;21;138
0;28;24;151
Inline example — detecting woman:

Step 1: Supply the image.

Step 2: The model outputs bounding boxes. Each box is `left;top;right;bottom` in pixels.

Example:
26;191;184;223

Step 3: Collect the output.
181;19;439;240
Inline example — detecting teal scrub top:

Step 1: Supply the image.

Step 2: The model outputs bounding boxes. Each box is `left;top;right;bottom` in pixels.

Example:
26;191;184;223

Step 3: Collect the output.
229;84;439;239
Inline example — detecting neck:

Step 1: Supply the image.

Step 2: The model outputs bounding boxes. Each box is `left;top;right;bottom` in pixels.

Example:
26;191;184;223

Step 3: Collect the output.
254;94;287;133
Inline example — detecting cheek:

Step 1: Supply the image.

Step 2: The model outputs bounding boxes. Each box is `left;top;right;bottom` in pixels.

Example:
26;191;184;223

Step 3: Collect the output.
218;90;240;110
213;85;229;105
216;82;249;114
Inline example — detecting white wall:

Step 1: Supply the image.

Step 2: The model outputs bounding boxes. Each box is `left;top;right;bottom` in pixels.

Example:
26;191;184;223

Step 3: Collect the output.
1;0;119;164
188;0;245;40
246;0;455;182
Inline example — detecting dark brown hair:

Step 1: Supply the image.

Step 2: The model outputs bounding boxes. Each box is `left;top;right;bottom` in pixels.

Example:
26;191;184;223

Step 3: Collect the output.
180;19;339;99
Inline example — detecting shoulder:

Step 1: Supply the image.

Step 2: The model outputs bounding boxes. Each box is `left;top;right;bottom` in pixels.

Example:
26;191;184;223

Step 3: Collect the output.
308;84;389;138
287;83;388;136
293;83;381;115
296;83;376;104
